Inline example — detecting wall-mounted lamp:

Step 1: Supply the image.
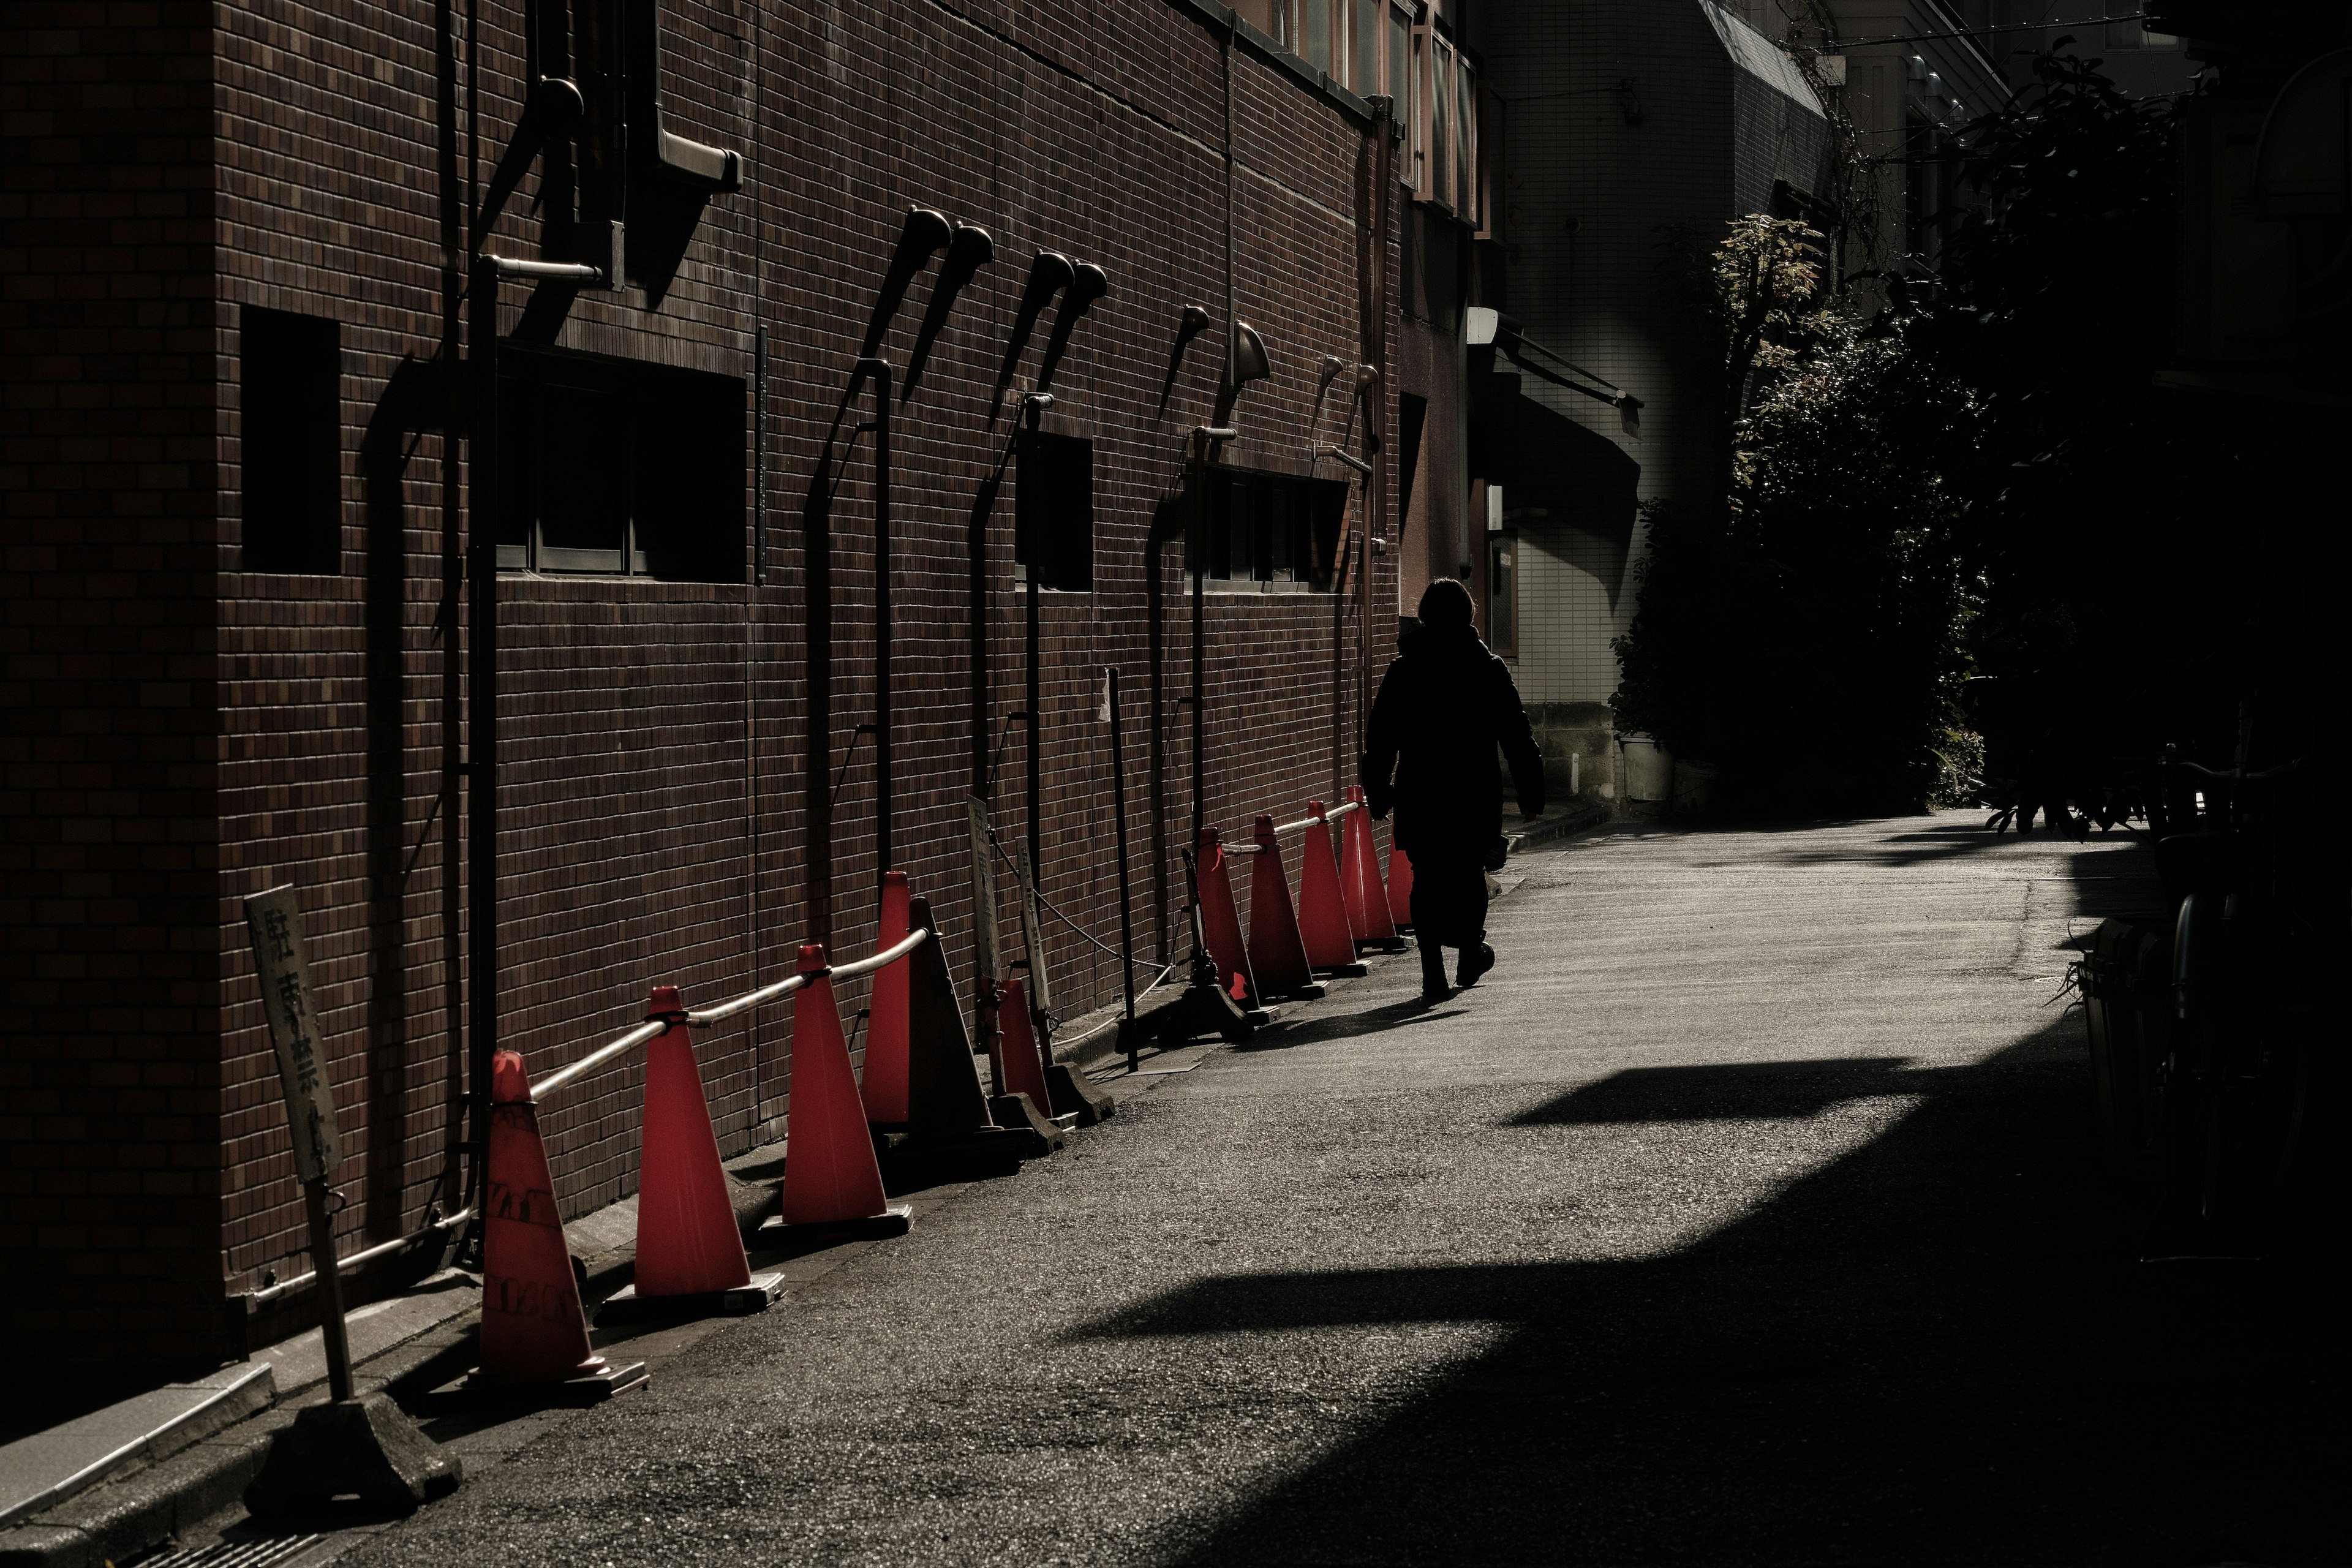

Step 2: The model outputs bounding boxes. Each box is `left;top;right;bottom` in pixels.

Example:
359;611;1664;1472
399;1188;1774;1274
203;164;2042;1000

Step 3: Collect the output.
1212;322;1272;429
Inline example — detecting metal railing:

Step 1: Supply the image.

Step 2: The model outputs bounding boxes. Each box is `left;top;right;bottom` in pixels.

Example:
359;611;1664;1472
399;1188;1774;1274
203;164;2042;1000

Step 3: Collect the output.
1222;797;1362;854
533;927;933;1105
251;927;937;1305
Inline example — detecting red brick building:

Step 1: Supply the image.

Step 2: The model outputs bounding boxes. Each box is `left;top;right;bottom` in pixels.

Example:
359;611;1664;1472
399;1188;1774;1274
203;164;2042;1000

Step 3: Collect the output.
4;0;1488;1364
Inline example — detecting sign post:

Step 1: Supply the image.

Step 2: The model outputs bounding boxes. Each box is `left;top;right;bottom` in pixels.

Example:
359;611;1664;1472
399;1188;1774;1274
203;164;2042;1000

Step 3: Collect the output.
239;885;461;1515
245;885;352;1401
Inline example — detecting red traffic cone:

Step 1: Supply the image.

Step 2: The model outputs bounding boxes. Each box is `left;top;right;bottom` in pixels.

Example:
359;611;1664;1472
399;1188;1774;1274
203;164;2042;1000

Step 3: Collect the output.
599;987;783;1321
1298;801;1365;974
997;975;1056;1113
1341;786;1402;948
1196;828;1262;1010
473;1050;646;1401
1246;815;1322;999
1387;846;1415;932
767;944;911;1241
860;872;913;1126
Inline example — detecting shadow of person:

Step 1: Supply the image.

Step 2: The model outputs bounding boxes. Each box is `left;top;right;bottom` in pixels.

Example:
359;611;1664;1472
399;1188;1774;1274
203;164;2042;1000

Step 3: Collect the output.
1068;1020;2346;1566
1239;997;1467;1051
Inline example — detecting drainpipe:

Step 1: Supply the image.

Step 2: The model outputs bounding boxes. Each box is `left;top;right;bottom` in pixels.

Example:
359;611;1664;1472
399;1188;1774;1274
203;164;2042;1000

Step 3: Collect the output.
856;356;894;872
462;252;598;1226
1362;98;1396;760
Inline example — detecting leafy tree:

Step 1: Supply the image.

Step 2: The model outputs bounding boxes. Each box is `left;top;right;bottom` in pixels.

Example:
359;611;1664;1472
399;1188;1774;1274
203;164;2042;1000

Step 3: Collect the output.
1923;48;2242;828
1618;48;2264;826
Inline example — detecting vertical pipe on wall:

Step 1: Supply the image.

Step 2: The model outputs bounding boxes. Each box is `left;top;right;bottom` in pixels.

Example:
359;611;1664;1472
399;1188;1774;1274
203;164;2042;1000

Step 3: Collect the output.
754;327;767;589
1191;435;1207;846
1146;527;1169;966
805;423;834;941
1108;665;1136;1065
860;357;894;872
1362;96;1396;760
1025;551;1041;904
464;255;499;1224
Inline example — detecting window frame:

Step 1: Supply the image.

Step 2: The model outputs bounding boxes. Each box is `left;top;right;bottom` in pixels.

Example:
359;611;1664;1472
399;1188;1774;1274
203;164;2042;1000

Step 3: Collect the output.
494;344;746;581
1186;464;1352;595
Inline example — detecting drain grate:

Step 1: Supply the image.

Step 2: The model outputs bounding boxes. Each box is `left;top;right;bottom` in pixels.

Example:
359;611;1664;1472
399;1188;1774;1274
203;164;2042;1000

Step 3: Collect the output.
136;1534;329;1568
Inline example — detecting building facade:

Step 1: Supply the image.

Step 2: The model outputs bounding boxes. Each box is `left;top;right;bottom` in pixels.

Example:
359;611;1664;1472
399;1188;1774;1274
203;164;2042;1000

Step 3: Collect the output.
1462;0;1835;794
2;0;1479;1364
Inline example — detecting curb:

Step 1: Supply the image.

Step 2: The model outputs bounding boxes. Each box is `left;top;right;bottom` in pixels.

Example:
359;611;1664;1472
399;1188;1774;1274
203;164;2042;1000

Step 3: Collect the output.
0;1419;282;1568
1507;797;1611;853
0;857;1445;1566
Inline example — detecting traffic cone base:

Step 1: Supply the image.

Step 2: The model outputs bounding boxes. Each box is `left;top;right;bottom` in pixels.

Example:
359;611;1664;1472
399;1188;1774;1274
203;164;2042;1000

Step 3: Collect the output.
989;1089;1069;1150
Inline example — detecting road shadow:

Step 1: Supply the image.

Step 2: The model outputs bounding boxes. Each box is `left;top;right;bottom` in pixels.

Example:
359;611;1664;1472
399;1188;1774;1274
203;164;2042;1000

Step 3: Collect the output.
1240;997;1467;1051
1072;1022;2346;1566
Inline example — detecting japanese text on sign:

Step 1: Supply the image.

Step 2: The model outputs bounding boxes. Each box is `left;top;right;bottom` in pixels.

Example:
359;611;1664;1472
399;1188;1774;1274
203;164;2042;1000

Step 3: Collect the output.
243;885;341;1181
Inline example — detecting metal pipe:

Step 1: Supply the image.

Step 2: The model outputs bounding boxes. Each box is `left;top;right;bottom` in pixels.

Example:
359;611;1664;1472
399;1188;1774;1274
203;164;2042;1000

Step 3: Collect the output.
248;1204;476;1306
856;356;895;872
1361;94;1396;788
530;1020;667;1103
829;925;929;982
1025;521;1042;914
1191;432;1208;848
487;256;601;281
532;929;933;1106
465;254;500;1234
1221;799;1359;852
1107;665;1137;1071
754;326;767;587
690;973;807;1026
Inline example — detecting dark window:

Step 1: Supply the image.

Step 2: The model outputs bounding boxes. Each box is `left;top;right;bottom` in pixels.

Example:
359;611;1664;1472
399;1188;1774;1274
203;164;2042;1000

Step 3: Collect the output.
1396;393;1428;537
240;307;342;573
1187;466;1349;591
496;347;744;580
1015;429;1094;592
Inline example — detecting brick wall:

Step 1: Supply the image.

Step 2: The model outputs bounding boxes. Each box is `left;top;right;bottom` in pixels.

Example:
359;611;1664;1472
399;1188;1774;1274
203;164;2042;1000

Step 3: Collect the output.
1;2;226;1361
8;0;1406;1360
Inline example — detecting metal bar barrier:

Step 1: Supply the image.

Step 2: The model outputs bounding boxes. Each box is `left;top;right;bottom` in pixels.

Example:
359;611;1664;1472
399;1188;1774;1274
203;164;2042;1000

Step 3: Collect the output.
826;927;930;983
532;1020;668;1104
1219;799;1360;853
251;922;942;1306
248;1204;476;1306
530;928;936;1107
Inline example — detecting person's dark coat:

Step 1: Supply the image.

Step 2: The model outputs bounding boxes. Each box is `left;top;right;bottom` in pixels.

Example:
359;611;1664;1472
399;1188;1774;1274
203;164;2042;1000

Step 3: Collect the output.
1360;622;1545;860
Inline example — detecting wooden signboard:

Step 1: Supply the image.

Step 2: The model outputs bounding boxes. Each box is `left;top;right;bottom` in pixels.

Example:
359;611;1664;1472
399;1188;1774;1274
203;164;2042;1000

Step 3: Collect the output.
244;884;341;1182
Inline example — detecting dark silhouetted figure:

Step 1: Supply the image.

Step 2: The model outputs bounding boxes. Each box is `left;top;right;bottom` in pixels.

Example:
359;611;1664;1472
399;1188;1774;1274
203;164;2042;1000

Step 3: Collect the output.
1362;579;1545;1002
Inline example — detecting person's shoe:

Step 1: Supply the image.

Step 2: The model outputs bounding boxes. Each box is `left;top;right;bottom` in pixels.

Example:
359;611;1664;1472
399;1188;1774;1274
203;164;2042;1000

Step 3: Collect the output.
1419;944;1452;1003
1456;942;1495;990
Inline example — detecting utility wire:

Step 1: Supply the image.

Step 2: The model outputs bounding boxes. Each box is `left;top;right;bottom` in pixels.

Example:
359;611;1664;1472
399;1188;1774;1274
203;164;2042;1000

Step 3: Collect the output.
1823;13;2150;50
987;827;1178;991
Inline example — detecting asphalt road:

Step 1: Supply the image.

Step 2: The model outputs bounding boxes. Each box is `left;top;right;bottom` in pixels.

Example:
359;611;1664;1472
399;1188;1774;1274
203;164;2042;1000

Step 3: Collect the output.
326;815;2341;1567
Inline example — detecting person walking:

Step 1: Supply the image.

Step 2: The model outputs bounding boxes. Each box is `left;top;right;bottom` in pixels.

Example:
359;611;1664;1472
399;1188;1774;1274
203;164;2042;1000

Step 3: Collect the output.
1361;579;1546;1003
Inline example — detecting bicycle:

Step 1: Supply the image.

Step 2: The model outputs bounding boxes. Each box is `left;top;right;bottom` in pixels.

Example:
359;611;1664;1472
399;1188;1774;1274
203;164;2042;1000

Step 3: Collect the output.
2147;746;2323;1235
